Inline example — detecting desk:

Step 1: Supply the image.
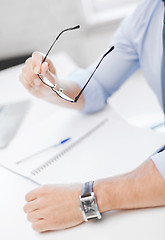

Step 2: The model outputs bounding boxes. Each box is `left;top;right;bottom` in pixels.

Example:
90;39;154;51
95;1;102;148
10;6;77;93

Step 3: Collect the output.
0;53;165;240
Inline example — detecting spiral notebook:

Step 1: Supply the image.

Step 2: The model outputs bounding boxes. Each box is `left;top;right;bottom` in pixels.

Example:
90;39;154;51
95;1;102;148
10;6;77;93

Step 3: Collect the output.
0;106;165;185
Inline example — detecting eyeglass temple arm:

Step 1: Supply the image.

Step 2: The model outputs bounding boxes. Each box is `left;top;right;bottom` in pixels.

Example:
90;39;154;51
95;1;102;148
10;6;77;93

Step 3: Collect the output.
74;46;115;103
42;25;80;63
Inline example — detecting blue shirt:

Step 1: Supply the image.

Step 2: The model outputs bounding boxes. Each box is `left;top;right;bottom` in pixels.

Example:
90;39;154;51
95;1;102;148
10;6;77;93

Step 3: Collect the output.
68;0;165;179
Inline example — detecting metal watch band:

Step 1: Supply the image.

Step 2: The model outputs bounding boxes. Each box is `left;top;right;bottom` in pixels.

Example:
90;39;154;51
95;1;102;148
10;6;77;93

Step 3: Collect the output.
79;181;102;221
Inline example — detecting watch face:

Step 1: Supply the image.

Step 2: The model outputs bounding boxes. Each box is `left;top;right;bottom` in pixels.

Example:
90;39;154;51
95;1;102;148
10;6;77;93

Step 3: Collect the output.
83;198;96;214
79;193;101;220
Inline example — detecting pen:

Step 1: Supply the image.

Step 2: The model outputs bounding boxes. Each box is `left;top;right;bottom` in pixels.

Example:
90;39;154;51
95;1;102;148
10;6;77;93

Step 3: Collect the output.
16;137;71;165
157;145;165;153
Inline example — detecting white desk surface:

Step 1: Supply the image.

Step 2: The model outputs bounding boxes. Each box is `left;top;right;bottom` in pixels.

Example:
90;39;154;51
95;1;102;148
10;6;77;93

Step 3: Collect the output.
0;53;165;240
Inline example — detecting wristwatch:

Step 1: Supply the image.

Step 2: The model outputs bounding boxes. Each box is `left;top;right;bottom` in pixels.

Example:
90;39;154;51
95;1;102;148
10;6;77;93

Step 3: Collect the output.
79;181;102;222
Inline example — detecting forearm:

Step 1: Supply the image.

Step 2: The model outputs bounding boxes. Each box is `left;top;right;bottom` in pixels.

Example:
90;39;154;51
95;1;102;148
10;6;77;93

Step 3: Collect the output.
94;159;165;213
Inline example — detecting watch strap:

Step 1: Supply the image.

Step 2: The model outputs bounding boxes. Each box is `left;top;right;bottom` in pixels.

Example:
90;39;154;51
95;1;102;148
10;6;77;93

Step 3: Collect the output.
81;181;94;197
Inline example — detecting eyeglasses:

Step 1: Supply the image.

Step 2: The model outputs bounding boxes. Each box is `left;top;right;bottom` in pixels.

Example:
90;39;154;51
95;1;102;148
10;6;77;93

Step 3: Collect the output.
38;25;115;103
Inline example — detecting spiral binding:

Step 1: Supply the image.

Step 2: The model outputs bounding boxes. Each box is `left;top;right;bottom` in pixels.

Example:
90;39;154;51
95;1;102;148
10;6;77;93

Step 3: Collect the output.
30;118;109;176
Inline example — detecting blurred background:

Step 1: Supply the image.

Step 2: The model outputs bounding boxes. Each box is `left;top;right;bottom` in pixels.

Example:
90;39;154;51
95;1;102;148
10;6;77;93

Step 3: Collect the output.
0;0;140;70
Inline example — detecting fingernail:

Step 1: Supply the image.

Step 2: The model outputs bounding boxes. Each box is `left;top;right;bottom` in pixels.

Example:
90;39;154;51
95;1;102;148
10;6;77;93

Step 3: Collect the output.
43;62;48;67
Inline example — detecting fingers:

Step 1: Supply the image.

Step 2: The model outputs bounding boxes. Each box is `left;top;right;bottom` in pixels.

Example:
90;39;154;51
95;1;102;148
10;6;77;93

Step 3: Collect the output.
31;52;56;76
41;65;56;86
32;219;48;233
19;51;57;96
24;197;48;213
25;187;43;202
19;52;43;92
24;199;40;213
26;209;42;223
25;185;50;202
24;193;49;232
32;52;44;74
46;58;56;75
24;184;84;233
41;62;49;76
41;62;55;82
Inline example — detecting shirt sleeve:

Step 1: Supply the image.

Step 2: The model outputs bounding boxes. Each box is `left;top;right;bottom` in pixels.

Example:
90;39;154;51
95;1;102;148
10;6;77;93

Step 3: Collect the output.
67;13;140;114
151;150;165;179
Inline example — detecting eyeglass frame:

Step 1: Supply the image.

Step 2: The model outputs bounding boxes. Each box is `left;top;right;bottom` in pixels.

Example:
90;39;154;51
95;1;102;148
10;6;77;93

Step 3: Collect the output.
37;25;115;103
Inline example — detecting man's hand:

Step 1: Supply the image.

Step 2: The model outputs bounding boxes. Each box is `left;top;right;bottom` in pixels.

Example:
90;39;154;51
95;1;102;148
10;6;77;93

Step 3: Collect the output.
19;51;84;109
24;184;84;232
19;52;59;100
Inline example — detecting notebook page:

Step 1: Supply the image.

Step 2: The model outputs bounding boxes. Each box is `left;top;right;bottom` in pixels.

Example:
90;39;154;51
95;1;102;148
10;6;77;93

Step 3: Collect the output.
30;116;165;185
0;105;122;177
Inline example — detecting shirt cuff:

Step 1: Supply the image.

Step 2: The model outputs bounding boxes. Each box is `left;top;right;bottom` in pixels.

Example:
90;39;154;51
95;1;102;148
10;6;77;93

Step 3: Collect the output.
151;150;165;179
67;68;107;114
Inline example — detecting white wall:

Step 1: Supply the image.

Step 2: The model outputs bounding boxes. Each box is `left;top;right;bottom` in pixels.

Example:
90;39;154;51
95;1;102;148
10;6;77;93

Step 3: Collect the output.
0;0;121;67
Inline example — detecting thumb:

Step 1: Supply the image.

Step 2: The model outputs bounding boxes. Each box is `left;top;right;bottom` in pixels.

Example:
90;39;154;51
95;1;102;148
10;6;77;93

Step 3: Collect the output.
41;62;58;87
46;58;56;75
